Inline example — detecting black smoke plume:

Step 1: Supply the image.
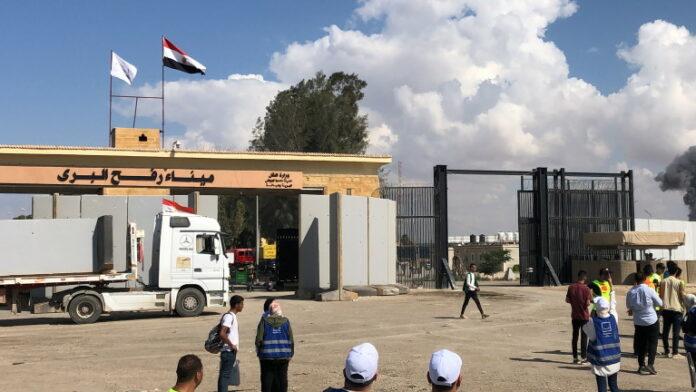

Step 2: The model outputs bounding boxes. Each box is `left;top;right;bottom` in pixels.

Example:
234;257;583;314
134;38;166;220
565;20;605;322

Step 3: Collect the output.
656;146;696;220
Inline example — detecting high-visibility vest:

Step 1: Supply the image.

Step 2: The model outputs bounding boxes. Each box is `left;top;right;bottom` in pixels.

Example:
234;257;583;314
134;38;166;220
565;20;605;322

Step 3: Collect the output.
645;273;662;310
592;280;612;301
587;315;621;366
258;319;293;360
591;280;612;311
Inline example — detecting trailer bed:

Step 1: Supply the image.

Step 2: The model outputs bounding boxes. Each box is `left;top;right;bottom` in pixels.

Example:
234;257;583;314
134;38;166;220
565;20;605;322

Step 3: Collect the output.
0;271;134;287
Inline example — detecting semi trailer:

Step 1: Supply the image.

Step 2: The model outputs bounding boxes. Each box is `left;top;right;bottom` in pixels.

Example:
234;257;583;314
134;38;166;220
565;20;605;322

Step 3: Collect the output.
0;211;229;324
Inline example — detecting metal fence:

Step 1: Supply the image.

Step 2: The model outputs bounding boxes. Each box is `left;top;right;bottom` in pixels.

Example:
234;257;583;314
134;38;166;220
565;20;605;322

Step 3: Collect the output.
381;186;438;288
519;173;634;284
386;167;634;287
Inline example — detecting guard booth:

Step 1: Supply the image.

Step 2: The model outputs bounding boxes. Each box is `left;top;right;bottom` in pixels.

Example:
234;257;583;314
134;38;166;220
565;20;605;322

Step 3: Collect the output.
582;231;685;284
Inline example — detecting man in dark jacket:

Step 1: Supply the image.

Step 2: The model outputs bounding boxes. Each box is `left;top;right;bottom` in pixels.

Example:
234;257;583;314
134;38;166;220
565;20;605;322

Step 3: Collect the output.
256;301;294;392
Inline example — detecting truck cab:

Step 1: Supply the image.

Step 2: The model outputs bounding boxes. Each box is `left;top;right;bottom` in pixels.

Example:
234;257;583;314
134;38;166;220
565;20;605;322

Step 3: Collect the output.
149;212;230;314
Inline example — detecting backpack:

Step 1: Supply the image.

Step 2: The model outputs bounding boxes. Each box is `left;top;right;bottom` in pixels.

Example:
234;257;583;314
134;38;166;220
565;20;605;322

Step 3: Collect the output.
205;313;232;354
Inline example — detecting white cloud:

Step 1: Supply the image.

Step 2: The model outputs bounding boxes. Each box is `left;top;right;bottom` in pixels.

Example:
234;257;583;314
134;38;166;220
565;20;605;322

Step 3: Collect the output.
122;75;286;150
131;1;696;231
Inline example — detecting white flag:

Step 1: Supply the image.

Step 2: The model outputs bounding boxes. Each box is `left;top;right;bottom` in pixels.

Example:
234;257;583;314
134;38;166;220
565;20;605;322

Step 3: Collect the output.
110;52;138;85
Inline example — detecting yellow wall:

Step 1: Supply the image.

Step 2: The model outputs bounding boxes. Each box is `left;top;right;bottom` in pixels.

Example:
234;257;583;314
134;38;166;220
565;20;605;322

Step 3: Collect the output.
0;145;390;197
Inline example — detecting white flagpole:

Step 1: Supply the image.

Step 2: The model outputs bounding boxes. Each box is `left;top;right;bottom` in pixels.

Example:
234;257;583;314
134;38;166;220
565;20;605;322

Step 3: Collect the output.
109;50;113;139
161;36;165;148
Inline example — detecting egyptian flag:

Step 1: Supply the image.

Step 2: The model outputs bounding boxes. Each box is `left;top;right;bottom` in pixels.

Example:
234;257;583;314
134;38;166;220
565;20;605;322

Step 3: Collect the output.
162;199;194;214
162;37;206;75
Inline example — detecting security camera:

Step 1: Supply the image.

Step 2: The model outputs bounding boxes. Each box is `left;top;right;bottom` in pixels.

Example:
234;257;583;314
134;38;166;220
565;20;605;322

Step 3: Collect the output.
171;140;181;150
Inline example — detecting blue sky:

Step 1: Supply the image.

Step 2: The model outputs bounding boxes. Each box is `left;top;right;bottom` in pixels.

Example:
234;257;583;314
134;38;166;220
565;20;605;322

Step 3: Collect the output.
0;0;694;147
0;1;357;146
2;1;696;227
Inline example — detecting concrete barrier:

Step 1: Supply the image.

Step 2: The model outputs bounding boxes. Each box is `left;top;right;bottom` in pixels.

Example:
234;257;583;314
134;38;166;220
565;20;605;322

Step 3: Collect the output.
572;259;638;285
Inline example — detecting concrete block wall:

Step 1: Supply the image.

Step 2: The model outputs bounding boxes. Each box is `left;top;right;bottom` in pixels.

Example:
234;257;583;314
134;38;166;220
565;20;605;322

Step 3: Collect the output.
298;195;332;294
28;193;218;291
299;194;396;296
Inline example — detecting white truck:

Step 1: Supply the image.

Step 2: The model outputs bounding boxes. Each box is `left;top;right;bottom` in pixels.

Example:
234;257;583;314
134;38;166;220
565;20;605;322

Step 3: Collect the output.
0;212;229;324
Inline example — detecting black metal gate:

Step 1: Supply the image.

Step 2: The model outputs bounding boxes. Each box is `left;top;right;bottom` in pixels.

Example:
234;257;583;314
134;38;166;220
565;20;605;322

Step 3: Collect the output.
381;186;438;288
518;170;634;285
517;190;536;285
385;167;634;287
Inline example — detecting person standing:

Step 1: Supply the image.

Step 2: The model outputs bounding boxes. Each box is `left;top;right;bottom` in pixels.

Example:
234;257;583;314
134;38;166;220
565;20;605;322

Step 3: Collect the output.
459;263;489;319
583;297;621;392
590;268;617;319
256;301;294;392
626;272;663;375
218;295;244;392
655;263;666;280
683;294;696;360
322;343;379;392
566;270;592;364
169;354;203;392
427;349;463;392
660;264;685;359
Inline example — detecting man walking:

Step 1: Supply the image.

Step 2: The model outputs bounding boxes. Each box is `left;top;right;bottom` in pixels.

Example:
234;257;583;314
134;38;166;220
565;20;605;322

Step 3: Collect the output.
169;354;203;392
323;343;379;392
218;295;244;392
256;301;294;392
459;263;489;319
427;349;463;392
660;263;685;358
566;270;592;364
626;272;662;375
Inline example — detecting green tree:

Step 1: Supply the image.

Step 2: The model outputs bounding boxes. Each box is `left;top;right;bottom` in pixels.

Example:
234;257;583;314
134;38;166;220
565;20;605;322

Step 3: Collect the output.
220;71;369;248
250;71;369;153
218;195;255;248
478;249;512;275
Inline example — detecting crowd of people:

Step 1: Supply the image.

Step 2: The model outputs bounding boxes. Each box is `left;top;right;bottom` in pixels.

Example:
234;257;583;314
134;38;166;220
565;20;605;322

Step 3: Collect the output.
167;294;465;392
566;261;696;392
164;260;696;392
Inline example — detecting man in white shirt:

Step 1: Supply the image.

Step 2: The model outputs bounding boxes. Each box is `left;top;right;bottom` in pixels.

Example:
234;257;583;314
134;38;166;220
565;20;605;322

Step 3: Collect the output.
218;295;244;392
459;263;489;319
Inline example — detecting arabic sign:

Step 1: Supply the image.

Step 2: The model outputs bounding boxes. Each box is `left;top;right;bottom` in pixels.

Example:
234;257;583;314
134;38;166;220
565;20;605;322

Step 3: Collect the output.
0;166;303;190
57;168;215;186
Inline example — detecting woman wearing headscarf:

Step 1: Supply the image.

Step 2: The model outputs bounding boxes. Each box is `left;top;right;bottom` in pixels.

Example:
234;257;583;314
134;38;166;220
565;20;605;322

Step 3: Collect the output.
583;297;621;392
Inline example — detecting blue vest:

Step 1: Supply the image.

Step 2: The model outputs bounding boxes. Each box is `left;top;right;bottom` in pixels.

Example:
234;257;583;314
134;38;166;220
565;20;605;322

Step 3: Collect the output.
259;319;293;360
685;334;696;353
587;315;621;366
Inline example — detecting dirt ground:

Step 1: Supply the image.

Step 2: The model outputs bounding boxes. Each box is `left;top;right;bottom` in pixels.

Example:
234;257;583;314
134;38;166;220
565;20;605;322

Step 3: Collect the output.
1;284;694;391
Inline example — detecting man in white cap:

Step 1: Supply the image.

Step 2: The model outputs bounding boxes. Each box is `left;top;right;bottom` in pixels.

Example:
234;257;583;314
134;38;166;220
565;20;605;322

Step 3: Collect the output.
583;297;621;392
427;349;462;391
323;343;379;392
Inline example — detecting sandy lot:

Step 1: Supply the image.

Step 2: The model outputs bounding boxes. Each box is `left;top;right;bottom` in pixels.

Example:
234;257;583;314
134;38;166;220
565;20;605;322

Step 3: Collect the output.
0;284;693;391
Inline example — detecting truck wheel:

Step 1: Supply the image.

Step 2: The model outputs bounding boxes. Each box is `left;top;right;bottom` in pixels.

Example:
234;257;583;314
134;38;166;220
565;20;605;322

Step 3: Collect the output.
176;288;205;317
68;295;102;324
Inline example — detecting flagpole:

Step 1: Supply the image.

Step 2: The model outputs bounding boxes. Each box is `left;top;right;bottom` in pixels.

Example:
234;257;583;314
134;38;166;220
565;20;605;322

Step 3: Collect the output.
161;36;165;149
109;50;113;141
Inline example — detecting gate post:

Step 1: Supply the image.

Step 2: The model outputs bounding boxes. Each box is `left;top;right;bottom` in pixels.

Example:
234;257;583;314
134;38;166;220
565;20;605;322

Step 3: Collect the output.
434;165;448;289
533;167;550;285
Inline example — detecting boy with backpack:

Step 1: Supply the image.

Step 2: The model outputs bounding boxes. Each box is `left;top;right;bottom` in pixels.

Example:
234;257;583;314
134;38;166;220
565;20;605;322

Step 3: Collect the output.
218;295;244;392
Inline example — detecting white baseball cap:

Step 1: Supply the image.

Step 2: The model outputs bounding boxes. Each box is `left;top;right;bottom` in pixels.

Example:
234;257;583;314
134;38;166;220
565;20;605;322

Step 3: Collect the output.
428;349;462;387
344;343;379;384
595;297;609;311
